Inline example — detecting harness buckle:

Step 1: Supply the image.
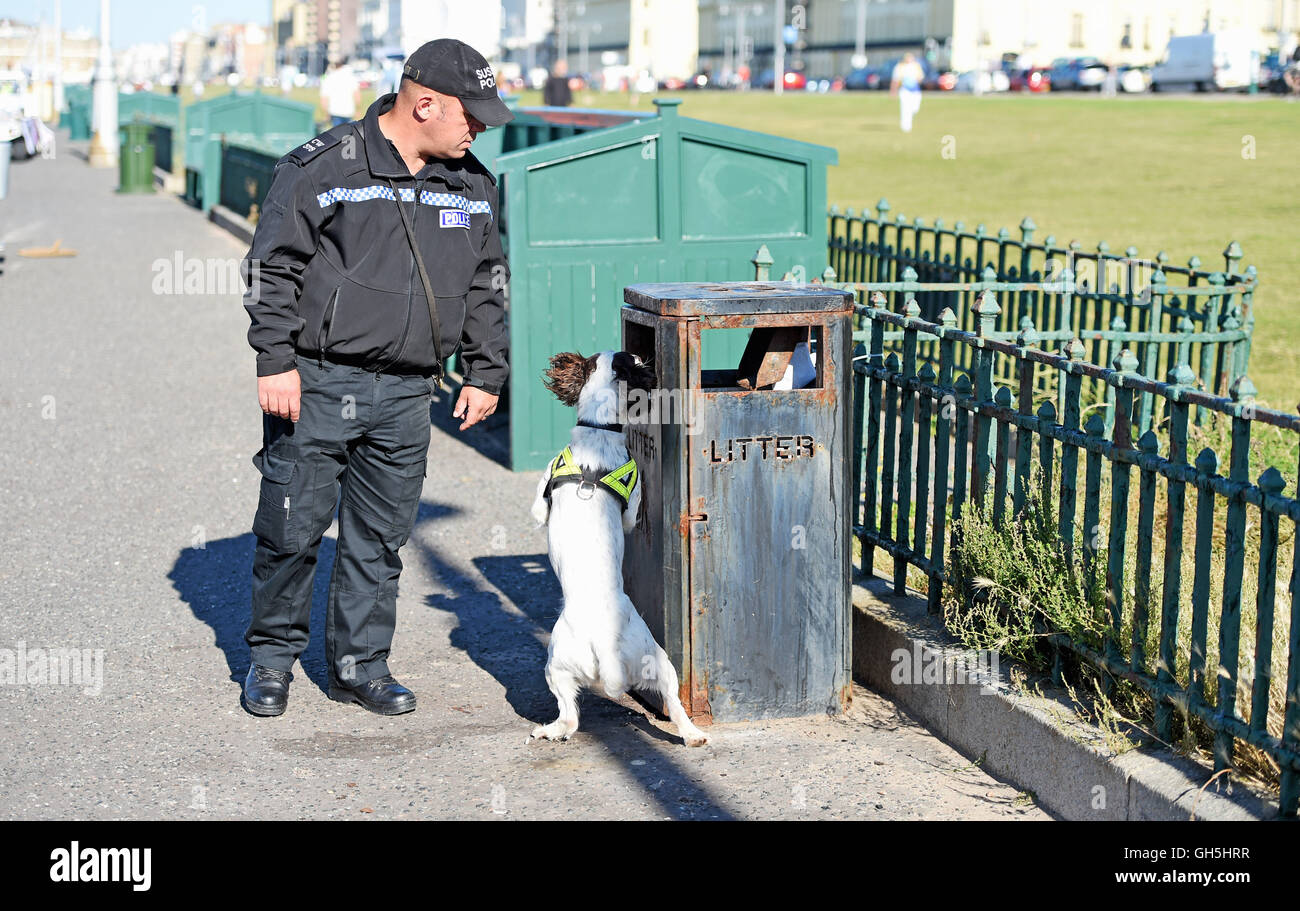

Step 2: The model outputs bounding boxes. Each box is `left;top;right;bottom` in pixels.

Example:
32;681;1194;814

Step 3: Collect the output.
576;480;597;500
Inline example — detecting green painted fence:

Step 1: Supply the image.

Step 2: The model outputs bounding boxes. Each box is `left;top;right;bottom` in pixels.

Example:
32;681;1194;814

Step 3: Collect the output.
851;287;1300;818
217;138;284;220
63;84;92;140
184;92;315;211
827;202;1258;416
472;104;655;177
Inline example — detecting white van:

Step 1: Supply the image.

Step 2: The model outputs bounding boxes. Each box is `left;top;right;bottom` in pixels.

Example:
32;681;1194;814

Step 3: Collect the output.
1151;32;1260;91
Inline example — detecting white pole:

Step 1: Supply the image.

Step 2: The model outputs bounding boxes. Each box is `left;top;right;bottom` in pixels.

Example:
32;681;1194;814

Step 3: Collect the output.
773;0;785;94
855;0;866;61
89;0;118;168
54;0;64;116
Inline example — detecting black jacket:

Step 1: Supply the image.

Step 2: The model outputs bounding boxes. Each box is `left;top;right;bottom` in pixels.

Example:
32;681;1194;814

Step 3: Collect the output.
542;74;572;107
242;93;510;394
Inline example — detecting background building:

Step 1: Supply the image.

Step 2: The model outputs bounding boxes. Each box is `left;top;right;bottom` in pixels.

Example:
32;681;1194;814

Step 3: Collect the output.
501;0;554;77
547;0;700;83
699;0;1300;81
0;18;99;84
353;0;502;63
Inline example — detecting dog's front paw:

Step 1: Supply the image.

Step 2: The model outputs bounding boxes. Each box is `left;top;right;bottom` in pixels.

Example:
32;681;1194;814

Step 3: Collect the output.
530;499;550;526
530;721;575;742
683;732;709;748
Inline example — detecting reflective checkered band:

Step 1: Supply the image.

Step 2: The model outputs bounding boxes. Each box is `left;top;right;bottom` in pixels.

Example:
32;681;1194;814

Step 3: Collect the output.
316;185;492;217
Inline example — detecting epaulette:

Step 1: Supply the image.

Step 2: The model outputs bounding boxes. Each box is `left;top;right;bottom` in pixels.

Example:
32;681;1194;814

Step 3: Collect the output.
284;129;345;166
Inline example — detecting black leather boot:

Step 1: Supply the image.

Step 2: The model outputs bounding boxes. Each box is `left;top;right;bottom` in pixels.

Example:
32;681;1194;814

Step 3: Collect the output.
328;675;416;715
243;664;291;716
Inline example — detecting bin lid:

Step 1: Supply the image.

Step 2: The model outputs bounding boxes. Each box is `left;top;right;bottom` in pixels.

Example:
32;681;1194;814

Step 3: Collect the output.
623;281;853;317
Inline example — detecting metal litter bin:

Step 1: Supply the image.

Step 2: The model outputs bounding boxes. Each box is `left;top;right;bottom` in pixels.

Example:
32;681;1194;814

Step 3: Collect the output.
620;281;855;724
118;120;155;194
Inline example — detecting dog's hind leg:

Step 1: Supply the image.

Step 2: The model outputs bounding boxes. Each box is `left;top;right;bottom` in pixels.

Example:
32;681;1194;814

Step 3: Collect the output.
531;665;580;742
647;646;708;747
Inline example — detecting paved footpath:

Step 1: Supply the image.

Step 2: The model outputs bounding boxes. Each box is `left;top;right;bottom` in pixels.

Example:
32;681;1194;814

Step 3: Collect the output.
0;139;1048;820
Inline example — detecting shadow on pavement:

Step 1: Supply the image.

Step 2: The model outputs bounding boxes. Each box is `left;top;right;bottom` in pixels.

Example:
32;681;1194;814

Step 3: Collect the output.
168;506;733;817
415;519;735;820
168;532;338;691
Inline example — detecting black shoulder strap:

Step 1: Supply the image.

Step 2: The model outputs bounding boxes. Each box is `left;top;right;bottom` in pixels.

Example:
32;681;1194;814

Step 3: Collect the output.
387;178;446;388
286;131;342;165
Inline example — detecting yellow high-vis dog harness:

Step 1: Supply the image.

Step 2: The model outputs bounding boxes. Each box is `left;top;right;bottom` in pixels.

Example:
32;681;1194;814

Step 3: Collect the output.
544;446;639;512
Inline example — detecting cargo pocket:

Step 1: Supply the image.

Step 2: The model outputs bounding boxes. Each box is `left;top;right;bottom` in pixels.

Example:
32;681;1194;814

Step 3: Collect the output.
252;433;305;553
379;462;427;552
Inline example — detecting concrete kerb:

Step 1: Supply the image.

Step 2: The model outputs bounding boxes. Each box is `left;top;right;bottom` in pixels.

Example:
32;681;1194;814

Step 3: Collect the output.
852;573;1276;820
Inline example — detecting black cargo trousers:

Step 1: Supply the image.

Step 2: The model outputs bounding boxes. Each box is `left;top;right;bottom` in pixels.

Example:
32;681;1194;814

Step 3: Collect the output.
245;354;433;687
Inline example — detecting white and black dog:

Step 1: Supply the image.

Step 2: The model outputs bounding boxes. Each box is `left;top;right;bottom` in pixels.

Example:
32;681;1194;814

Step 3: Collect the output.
529;350;708;747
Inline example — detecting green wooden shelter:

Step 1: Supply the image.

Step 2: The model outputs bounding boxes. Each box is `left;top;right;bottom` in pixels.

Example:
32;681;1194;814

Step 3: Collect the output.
495;98;837;469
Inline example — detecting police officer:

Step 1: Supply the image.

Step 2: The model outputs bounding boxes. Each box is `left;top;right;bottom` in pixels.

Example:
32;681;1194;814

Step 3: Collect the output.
240;39;512;717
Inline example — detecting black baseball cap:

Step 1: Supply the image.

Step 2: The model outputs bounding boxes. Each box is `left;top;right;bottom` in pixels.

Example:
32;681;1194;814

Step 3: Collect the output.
402;38;513;127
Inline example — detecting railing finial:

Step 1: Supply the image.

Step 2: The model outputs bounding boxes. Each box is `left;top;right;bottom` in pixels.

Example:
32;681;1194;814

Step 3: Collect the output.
1195;447;1219;474
1229;375;1257;404
1167;362;1197;387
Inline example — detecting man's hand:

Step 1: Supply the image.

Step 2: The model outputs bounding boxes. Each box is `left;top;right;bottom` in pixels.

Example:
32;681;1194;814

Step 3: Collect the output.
453;385;498;431
258;369;301;422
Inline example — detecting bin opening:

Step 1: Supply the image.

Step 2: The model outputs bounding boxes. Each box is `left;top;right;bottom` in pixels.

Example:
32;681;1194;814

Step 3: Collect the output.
700;326;822;391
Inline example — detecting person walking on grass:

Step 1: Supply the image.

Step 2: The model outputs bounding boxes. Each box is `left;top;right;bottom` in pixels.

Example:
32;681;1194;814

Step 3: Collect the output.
544;59;573;107
320;58;361;127
891;52;925;133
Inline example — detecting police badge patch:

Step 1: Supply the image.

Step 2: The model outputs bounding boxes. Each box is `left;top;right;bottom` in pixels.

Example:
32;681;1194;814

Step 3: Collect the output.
439;209;471;229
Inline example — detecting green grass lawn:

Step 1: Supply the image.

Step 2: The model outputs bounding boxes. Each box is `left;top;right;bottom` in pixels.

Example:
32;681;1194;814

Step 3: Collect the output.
537;88;1298;408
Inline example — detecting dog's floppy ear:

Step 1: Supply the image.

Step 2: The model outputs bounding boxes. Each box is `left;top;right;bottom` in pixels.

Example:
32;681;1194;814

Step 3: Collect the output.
543;352;592;407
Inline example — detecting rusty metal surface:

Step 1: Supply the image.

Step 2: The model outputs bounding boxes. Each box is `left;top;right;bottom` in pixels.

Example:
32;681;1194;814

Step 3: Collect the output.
625;282;854;318
622;283;853;725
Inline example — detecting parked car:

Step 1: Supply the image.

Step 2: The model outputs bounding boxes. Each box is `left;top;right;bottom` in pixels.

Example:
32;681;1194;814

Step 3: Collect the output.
1118;64;1150;93
844;65;883;90
1048;56;1108;90
1151;32;1259;91
752;68;807;90
953;68;1010;93
1008;67;1051;92
923;69;957;91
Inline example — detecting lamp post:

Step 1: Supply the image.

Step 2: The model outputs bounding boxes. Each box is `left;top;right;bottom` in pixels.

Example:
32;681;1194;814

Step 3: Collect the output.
773;0;785;94
53;0;64;117
88;0;118;168
720;3;762;88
